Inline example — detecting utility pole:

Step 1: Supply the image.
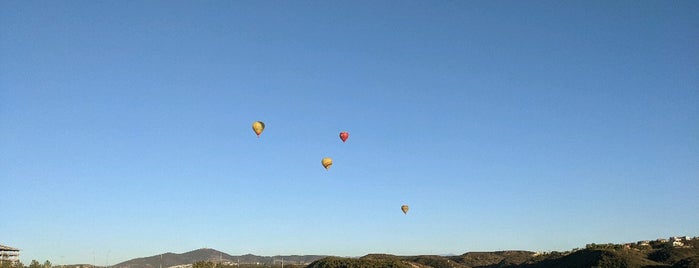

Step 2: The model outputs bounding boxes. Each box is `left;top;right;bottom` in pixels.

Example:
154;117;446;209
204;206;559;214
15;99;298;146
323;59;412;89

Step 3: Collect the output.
273;258;283;268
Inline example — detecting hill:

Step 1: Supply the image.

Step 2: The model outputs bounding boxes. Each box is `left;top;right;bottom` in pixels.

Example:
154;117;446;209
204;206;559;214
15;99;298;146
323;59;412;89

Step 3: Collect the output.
307;237;699;268
306;257;412;268
110;237;699;268
450;251;535;267
112;249;324;268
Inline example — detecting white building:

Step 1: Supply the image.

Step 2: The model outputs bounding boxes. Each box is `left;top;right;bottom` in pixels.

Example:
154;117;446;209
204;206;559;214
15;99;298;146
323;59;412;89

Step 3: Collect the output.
0;244;20;265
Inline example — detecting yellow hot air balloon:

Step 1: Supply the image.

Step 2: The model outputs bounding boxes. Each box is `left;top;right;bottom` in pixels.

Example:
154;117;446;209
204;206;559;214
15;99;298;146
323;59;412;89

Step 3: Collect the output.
252;121;265;137
321;157;333;170
401;205;409;214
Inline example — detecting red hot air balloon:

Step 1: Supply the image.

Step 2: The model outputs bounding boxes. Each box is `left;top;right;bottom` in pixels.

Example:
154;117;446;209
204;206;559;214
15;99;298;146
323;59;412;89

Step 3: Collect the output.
339;131;349;142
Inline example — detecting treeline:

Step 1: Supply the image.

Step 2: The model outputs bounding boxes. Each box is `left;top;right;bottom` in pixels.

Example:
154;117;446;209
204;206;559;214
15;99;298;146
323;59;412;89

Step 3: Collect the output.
586;238;699;251
192;261;305;268
306;257;412;268
1;260;53;268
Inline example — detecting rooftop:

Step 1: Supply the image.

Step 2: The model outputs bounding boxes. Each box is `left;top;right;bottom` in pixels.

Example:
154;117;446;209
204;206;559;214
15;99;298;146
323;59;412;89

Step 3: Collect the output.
0;244;19;251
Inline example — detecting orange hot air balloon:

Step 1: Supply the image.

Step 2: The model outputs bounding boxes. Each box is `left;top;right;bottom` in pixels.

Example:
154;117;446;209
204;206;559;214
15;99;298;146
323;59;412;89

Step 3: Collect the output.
401;205;409;214
321;157;333;170
252;121;265;137
339;131;349;142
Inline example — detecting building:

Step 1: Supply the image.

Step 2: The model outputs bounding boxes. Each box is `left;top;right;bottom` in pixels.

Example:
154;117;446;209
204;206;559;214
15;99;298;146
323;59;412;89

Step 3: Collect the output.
0;244;20;265
670;236;690;242
637;240;650;246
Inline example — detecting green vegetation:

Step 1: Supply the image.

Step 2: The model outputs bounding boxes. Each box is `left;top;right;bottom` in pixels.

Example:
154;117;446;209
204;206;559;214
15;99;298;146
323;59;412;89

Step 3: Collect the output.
0;261;24;268
306;237;699;268
404;255;458;268
521;249;666;268
7;237;698;268
192;261;304;268
306;257;412;268
672;256;699;268
451;251;536;267
0;259;52;268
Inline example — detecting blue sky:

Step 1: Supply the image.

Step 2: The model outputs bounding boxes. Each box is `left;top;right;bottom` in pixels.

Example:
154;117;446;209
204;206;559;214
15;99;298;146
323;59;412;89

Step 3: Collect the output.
1;0;698;265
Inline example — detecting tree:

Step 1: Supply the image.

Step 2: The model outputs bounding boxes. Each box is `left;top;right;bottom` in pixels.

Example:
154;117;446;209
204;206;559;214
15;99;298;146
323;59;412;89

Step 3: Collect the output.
1;261;13;268
42;261;51;268
29;260;41;268
192;261;215;268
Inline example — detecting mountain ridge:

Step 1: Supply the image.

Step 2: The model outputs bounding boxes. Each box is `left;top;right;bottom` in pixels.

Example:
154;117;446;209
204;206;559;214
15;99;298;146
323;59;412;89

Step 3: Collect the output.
112;249;325;268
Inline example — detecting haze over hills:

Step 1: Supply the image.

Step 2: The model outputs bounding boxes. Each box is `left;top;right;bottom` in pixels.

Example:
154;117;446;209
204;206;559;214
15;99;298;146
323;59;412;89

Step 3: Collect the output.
112;249;324;268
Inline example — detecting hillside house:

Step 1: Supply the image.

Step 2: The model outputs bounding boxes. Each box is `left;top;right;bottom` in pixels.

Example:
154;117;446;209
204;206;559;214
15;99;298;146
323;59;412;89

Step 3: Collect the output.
0;244;20;265
670;236;692;242
669;236;692;247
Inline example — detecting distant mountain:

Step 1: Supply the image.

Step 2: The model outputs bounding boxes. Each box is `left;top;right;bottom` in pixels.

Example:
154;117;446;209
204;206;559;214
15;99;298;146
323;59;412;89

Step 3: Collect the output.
112;249;325;268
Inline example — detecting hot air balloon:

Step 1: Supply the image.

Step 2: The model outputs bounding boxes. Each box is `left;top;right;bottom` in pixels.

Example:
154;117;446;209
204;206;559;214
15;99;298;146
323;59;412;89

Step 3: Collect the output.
339;131;349;142
252;121;265;137
401;205;409;214
321;157;333;170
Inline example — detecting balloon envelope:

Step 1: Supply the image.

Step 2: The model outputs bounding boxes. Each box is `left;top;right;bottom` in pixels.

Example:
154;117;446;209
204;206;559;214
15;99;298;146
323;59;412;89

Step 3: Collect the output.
339;131;349;142
252;121;265;137
401;205;409;214
321;157;333;170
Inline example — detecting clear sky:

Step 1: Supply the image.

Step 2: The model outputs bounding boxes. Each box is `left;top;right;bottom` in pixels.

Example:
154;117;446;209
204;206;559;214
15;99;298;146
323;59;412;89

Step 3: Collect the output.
1;0;698;265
